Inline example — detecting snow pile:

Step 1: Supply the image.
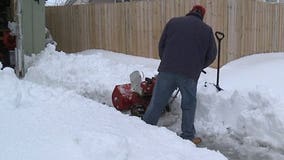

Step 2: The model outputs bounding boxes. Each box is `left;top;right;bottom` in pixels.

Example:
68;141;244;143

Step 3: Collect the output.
25;45;158;105
197;85;284;143
197;53;284;142
0;46;227;160
26;45;284;160
4;44;284;160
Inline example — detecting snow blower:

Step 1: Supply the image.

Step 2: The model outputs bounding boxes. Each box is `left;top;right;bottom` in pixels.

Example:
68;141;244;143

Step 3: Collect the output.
111;71;171;117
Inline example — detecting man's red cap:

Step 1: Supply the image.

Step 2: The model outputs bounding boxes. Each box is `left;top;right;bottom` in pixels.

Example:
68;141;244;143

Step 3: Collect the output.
191;5;206;18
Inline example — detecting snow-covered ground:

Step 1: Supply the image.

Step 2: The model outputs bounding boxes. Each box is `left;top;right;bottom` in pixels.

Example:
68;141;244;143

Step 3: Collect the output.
1;44;284;160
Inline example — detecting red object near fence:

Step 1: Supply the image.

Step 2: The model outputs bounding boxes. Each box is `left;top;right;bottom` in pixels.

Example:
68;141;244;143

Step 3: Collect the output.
3;31;16;50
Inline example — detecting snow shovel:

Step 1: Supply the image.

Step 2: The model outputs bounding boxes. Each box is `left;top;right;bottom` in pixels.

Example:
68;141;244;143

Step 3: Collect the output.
214;31;225;91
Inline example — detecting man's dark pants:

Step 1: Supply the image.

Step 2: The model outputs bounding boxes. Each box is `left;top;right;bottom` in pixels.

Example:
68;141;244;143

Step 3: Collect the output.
143;72;197;140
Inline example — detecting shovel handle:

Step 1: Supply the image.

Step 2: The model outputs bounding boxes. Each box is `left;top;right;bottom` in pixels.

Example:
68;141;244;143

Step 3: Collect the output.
215;31;225;41
214;31;224;92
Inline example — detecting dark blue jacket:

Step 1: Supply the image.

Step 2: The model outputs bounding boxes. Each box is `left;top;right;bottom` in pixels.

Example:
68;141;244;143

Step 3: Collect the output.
158;13;217;81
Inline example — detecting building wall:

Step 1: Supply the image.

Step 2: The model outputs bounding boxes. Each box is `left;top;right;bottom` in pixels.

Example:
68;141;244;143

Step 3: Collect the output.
22;0;45;55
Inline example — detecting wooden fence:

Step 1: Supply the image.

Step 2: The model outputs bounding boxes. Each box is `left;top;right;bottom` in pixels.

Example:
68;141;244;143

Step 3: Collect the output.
45;0;284;66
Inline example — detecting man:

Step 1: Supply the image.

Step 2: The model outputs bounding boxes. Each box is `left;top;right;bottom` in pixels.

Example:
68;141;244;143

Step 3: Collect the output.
142;5;217;145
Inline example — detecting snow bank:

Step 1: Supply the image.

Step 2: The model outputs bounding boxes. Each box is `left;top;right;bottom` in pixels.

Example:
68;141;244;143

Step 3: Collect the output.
25;45;158;105
197;85;284;145
23;45;284;159
0;54;227;160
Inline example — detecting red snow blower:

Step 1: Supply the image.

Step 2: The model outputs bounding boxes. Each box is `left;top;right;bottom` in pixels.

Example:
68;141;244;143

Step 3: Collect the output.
111;71;171;117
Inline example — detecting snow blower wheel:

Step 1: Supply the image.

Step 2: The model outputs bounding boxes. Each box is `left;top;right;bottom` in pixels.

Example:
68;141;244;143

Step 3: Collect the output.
130;105;146;117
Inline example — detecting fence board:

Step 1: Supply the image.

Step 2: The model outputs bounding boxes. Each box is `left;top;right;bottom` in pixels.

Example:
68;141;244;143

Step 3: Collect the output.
280;4;284;51
46;0;284;66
